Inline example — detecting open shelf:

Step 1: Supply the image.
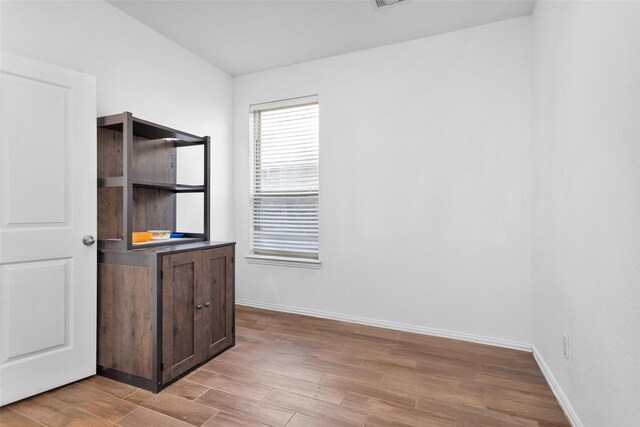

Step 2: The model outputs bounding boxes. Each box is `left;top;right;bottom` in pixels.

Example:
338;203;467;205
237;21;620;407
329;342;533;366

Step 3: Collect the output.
98;112;205;145
98;178;205;193
132;181;206;193
131;237;205;248
97;112;210;250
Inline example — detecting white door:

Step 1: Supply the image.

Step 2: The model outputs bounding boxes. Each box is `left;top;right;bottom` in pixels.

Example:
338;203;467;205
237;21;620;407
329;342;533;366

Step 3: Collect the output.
0;52;96;405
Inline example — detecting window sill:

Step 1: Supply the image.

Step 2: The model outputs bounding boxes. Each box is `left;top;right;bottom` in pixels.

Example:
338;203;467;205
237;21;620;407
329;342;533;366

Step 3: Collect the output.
245;254;322;269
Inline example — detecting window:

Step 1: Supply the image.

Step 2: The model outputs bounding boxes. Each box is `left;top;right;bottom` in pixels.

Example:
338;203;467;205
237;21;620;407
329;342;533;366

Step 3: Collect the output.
248;96;320;267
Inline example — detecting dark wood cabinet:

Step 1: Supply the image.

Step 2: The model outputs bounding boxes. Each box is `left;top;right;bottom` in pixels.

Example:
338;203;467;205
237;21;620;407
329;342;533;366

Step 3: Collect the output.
161;246;234;385
98;242;235;392
96;113;235;392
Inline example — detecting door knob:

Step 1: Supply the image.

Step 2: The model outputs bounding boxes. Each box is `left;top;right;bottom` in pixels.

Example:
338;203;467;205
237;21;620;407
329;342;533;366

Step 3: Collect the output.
82;235;96;246
196;304;203;309
204;302;210;307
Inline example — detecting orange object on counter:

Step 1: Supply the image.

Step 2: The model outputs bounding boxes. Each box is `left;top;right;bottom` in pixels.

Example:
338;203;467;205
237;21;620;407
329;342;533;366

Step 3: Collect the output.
132;232;153;243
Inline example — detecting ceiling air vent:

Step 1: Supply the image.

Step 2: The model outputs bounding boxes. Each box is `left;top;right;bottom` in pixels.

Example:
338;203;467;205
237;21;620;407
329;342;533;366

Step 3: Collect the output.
375;0;406;7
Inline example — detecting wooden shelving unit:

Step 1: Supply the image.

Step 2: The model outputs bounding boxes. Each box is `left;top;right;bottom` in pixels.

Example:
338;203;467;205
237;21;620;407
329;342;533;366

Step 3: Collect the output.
96;112;235;393
97;111;210;250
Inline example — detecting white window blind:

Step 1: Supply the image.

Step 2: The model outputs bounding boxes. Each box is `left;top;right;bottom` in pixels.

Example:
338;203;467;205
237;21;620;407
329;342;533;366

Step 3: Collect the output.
250;97;319;260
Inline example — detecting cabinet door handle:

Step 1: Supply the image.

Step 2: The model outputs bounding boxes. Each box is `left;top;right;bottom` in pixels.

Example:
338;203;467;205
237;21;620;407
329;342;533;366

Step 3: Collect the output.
204;302;210;307
196;304;202;309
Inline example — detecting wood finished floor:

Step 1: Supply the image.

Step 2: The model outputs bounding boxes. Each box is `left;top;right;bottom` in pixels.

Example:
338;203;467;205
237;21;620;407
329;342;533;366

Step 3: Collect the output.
1;305;569;427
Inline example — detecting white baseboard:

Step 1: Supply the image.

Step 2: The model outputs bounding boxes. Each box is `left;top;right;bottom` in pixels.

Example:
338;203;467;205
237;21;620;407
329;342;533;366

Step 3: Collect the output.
532;346;583;427
235;299;531;352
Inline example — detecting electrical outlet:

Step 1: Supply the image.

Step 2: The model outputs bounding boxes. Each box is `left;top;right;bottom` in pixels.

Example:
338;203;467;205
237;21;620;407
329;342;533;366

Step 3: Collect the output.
562;333;570;360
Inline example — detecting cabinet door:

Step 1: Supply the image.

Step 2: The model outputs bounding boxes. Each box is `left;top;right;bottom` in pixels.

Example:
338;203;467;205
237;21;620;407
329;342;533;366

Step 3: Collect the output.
161;251;202;384
200;246;234;359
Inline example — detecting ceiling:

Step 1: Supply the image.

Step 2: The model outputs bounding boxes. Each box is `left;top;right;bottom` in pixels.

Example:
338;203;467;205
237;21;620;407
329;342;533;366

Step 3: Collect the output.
110;0;536;76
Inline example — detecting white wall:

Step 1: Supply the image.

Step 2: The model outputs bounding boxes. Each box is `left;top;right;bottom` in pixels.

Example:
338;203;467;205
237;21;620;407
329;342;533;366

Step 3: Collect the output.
234;17;533;345
532;2;640;425
5;2;638;423
1;0;234;240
